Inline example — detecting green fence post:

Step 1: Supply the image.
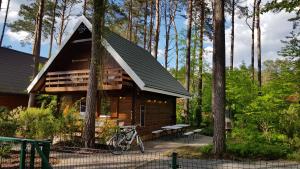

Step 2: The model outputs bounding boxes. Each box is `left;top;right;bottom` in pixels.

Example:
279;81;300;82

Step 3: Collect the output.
41;141;51;169
30;143;35;169
171;152;178;169
19;141;26;169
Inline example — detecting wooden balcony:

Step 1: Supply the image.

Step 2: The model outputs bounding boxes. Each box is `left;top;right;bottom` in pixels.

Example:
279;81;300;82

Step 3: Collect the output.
45;68;132;92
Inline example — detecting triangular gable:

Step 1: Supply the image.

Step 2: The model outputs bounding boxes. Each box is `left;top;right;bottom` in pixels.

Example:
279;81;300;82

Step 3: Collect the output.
27;16;190;98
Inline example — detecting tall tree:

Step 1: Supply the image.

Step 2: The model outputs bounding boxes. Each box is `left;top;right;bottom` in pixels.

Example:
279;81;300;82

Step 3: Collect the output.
173;20;179;79
245;0;256;81
0;0;10;47
48;0;58;58
163;0;178;69
83;0;87;16
195;0;206;127
128;0;133;41
212;0;226;157
57;0;80;46
28;0;45;107
256;0;262;88
153;0;160;59
148;0;154;52
230;0;235;70
83;0;105;148
183;0;193;123
0;0;2;11
143;0;148;49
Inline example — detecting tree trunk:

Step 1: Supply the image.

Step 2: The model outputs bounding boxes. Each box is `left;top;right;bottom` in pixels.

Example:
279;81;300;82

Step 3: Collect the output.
28;0;45;107
83;0;87;16
48;0;58;58
212;0;226;157
58;0;67;47
0;0;2;11
196;0;205;128
83;0;105;148
128;0;133;41
251;0;256;81
148;0;154;52
183;0;193;123
0;0;10;47
164;0;172;69
256;0;262;88
230;0;235;70
153;0;160;59
143;0;148;49
174;22;179;80
191;28;197;93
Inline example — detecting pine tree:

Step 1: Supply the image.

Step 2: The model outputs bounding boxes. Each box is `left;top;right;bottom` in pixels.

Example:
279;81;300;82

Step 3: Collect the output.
83;0;105;148
0;0;10;46
28;0;45;107
183;0;193;123
153;0;160;59
212;0;226;157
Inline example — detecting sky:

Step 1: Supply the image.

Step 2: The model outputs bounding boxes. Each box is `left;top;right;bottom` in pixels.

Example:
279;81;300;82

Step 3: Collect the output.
0;0;296;69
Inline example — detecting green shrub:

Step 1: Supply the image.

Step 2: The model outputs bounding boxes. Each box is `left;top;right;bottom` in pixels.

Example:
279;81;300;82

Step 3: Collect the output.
18;108;58;139
0;106;18;137
226;142;292;159
57;109;83;138
0;144;12;158
287;151;300;162
96;118;118;144
199;144;213;155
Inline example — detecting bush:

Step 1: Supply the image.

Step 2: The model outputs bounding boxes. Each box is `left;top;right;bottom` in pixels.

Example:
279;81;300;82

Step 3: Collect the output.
96;118;118;144
226;142;292;159
57;107;83;140
18;108;58;139
0;144;12;159
0;106;18;137
199;144;213;155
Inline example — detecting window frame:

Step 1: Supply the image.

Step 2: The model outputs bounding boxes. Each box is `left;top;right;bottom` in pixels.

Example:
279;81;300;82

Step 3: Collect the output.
140;105;145;127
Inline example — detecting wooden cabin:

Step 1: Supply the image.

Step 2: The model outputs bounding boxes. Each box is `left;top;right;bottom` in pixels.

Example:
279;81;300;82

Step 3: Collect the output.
0;47;47;109
27;16;190;137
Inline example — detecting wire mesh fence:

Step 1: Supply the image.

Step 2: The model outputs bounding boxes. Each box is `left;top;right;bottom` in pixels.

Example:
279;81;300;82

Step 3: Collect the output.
48;146;300;169
1;142;300;169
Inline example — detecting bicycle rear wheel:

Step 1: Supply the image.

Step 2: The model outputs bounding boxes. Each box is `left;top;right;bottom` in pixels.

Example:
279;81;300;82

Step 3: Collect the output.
108;134;125;155
136;135;144;153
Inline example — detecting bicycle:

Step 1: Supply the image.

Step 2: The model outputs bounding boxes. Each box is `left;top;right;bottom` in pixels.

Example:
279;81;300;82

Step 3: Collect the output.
107;125;144;155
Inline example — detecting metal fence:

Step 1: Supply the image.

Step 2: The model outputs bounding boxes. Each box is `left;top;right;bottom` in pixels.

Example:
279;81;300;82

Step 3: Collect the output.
1;139;300;169
0;137;51;169
49;146;300;169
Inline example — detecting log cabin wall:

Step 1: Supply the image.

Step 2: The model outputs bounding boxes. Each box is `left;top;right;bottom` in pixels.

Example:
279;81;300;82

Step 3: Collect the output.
134;91;176;139
0;93;28;110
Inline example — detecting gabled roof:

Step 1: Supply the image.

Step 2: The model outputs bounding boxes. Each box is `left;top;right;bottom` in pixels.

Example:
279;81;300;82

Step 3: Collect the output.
0;47;47;94
27;16;190;98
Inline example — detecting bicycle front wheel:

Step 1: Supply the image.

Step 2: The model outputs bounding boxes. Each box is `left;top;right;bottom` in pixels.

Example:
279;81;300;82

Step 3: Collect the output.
137;135;144;153
108;135;125;155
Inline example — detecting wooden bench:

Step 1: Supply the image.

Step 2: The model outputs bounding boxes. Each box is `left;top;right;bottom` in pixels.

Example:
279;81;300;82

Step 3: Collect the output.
152;130;164;140
193;129;202;138
183;131;194;143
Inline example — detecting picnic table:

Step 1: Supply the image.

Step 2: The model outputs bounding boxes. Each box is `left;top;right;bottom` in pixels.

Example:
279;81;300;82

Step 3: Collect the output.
161;124;190;138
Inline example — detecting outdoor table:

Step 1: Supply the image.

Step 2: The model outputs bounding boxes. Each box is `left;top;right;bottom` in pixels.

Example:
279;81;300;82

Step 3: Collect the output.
161;125;183;138
173;124;190;127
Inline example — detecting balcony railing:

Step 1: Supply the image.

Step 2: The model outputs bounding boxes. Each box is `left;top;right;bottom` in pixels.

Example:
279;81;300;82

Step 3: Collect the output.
45;68;132;92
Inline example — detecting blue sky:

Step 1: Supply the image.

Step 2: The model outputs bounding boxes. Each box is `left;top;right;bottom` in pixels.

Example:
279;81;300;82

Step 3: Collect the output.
0;0;296;69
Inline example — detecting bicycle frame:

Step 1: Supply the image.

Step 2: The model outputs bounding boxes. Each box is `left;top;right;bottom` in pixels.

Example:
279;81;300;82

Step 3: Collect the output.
120;126;138;145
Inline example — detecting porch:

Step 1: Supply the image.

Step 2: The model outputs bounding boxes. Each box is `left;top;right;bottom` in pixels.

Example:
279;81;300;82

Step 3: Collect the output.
44;68;132;92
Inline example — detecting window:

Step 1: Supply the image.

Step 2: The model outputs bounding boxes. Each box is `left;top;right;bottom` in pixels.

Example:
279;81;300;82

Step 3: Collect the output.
80;99;86;117
100;97;111;116
140;105;145;127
